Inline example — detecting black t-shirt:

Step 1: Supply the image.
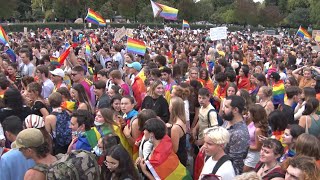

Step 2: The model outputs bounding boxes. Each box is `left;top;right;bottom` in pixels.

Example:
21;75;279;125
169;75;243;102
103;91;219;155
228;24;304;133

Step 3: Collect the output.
31;101;48;117
0;106;32;123
141;95;170;123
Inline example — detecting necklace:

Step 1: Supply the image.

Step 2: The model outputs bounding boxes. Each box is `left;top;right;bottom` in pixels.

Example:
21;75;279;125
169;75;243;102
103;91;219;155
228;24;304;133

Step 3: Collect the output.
261;162;278;176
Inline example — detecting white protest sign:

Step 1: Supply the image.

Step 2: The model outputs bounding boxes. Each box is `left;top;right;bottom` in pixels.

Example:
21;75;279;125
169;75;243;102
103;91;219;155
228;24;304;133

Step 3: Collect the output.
210;27;228;41
126;28;134;38
24;27;28;35
114;27;126;41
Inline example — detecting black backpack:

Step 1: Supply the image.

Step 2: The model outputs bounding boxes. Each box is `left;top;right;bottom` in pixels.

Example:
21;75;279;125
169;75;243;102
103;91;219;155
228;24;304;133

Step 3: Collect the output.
207;109;224;127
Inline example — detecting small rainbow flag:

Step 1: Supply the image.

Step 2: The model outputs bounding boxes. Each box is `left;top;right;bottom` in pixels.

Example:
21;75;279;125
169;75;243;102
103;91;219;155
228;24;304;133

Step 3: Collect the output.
85;8;106;26
0;26;9;45
127;38;146;56
183;20;190;29
50;57;60;66
53;43;78;67
85;42;91;57
296;26;311;40
145;135;192;179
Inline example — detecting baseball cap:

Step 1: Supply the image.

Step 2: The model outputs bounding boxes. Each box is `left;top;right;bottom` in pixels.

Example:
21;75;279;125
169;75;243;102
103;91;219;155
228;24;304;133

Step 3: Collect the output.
25;114;45;129
270;72;280;81
12;128;44;149
127;62;142;71
50;68;65;78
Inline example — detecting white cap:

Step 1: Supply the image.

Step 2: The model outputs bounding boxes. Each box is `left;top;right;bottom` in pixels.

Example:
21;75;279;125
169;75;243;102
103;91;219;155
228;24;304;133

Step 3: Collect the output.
50;68;65;78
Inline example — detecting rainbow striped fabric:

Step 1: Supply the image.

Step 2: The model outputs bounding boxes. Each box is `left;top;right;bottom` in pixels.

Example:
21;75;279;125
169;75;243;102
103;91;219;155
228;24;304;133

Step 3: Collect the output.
0;26;9;45
157;3;178;20
85;42;91;57
85;8;106;26
183;20;190;28
145;135;192;180
127;38;146;56
6;48;16;62
150;1;178;20
272;80;285;105
296;26;311;40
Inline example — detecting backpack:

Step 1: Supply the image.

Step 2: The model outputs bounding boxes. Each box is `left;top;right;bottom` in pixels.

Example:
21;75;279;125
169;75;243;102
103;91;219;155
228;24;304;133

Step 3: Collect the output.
33;150;100;180
204;155;239;176
51;111;72;147
207;109;224;127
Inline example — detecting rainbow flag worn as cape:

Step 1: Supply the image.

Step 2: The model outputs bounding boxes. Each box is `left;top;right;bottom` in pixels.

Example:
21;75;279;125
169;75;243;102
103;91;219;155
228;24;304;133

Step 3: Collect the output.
85;8;106;26
272;80;285;105
145;135;192;180
127;38;146;56
296;26;311;41
0;26;9;45
183;20;190;29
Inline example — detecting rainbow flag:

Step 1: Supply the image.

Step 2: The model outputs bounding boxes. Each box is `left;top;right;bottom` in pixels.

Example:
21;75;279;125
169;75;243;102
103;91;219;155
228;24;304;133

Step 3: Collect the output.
127;38;146;56
145;135;192;180
54;43;78;67
150;1;178;20
182;20;190;29
272;80;285;105
85;42;91;57
6;48;16;62
296;26;311;40
157;3;178;20
85;8;106;26
50;56;60;66
0;26;9;45
61;101;76;112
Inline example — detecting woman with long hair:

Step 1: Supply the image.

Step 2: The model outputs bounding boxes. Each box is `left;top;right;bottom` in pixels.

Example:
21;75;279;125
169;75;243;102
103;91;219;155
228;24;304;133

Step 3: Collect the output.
295;133;320;163
294;87;316;121
298;98;320;137
171;84;191;130
141;80;169;123
198;68;214;94
104;144;139;180
236;65;250;91
6;63;21;90
257;86;274;116
70;83;93;113
110;94;123;120
236;89;254;120
27;82;49;119
244;104;269;172
189;79;202;129
167;97;187;166
0;88;32;123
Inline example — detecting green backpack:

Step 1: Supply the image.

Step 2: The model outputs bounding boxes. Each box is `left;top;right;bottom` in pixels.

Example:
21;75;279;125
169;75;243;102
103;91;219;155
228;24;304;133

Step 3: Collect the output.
32;150;100;180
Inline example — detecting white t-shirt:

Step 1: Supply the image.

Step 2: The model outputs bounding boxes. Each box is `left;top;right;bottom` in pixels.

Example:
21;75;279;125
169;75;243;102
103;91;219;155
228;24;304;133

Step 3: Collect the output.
199;156;236;180
42;79;54;99
279;72;287;81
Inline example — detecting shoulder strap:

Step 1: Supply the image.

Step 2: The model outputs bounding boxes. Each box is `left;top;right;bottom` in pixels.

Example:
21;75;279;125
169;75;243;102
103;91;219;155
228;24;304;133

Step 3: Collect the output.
207;109;216;127
211;155;231;174
174;124;186;134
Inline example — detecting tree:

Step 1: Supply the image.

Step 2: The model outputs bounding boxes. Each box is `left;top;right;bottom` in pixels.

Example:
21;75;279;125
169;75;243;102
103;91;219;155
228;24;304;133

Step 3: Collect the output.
177;0;197;21
287;0;309;12
100;2;114;19
233;0;259;26
53;0;80;21
309;0;320;26
258;5;283;26
195;0;215;21
0;0;17;19
284;8;310;27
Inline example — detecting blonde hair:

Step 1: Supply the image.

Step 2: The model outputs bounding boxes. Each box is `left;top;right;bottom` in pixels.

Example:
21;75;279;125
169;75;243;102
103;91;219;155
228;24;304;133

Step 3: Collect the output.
260;86;273;97
149;80;163;98
169;97;186;124
204;126;230;145
234;171;261;180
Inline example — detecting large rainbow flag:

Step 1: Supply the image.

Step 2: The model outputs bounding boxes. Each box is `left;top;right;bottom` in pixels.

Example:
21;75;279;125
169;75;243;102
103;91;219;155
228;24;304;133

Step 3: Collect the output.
0;26;9;45
272;80;285;105
145;135;192;180
127;38;146;56
85;8;106;26
150;0;178;20
296;26;311;40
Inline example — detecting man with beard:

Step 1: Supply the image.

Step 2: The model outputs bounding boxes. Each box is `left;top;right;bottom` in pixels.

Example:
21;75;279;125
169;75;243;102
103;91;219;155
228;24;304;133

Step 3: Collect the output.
222;95;250;174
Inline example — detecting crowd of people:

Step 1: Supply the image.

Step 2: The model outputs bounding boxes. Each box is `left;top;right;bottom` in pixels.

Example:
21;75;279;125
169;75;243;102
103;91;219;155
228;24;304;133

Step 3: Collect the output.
0;25;320;180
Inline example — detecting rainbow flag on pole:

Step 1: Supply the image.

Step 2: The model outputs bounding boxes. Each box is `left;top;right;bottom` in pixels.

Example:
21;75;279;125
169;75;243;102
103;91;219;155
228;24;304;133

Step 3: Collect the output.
145;135;192;180
150;1;178;20
127;38;146;56
85;8;106;26
182;20;190;29
296;26;311;40
0;26;9;45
